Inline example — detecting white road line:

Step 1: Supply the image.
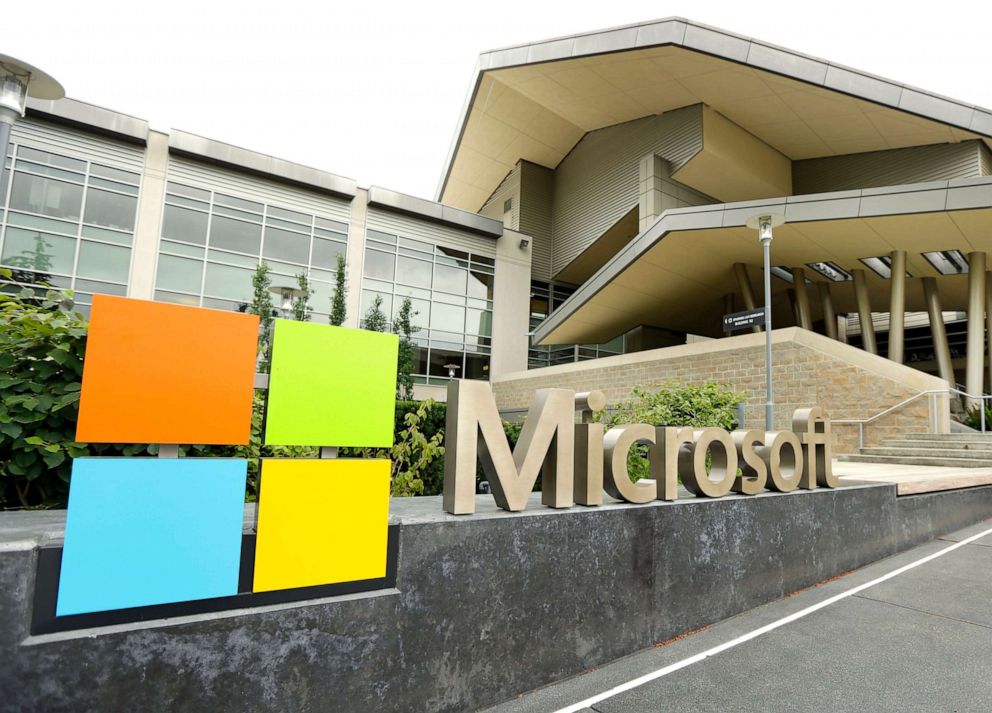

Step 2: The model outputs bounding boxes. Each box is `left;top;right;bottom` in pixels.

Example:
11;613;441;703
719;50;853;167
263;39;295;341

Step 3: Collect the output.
553;525;992;713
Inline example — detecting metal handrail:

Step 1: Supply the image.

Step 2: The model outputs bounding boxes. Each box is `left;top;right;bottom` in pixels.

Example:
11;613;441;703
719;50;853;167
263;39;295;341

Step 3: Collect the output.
834;386;992;449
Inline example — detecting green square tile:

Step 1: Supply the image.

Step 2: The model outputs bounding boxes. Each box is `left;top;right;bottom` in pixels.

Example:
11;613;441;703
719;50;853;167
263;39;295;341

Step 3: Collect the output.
265;320;398;447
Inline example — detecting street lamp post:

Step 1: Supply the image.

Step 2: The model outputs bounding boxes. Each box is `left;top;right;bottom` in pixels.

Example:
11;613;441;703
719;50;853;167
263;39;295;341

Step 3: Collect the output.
745;213;785;431
0;55;64;204
269;285;307;318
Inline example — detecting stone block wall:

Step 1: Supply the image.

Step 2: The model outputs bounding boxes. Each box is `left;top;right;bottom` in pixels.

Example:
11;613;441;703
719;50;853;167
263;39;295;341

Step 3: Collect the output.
493;328;949;453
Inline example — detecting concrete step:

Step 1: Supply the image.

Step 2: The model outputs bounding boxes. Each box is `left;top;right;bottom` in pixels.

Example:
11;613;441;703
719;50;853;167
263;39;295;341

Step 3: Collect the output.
902;433;992;441
859;447;992;461
838;454;992;468
881;439;992;452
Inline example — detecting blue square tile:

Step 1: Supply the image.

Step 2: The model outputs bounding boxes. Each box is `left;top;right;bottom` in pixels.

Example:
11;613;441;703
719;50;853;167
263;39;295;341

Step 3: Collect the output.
56;458;247;616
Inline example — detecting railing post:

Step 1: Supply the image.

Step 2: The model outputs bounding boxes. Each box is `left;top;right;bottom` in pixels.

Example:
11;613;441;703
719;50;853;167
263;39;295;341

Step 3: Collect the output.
859;423;864;450
982;398;986;433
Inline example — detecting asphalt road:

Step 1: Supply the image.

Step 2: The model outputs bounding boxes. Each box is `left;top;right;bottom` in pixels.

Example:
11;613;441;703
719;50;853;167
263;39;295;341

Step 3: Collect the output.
482;518;992;713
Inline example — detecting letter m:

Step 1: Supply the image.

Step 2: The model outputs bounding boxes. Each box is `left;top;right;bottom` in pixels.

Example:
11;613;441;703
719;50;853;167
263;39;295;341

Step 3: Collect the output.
442;380;574;514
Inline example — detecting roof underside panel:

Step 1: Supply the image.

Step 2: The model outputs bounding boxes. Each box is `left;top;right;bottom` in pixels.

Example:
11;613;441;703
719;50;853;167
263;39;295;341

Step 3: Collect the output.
439;18;992;212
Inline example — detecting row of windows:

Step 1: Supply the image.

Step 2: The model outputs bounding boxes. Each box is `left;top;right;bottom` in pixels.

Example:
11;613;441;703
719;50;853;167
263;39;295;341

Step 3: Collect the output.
528;280;624;369
0;145;140;311
154;182;349;318
361;230;496;381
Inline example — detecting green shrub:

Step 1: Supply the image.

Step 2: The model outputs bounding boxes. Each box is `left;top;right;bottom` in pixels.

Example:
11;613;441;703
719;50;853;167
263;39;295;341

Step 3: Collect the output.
599;381;745;480
963;404;992;432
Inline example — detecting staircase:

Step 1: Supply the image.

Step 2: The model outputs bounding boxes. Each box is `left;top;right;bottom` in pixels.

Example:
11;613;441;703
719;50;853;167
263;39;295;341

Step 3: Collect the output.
839;433;992;468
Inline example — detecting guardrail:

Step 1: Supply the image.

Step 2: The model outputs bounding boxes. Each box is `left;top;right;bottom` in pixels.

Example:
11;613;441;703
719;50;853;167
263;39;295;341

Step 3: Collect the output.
834;387;991;450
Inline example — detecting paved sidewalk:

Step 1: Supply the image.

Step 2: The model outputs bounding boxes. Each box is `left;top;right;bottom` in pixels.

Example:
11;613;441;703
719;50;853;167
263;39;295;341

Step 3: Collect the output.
835;460;992;495
481;519;992;713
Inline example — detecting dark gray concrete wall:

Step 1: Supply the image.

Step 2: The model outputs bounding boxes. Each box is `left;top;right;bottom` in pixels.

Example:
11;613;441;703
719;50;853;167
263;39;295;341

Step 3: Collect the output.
3;484;992;713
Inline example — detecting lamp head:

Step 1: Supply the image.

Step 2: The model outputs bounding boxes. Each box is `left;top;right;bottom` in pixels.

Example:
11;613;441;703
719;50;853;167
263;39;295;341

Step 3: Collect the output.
745;212;786;244
0;55;64;124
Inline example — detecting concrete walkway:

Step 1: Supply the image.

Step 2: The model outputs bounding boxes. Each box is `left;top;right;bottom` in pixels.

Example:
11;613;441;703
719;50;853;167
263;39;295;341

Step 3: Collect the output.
835;460;992;494
480;519;992;713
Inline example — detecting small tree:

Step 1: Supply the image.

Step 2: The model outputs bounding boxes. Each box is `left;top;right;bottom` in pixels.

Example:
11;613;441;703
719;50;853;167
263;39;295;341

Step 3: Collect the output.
291;272;313;322
329;253;347;326
363;294;388;333
393;297;418;401
248;262;274;372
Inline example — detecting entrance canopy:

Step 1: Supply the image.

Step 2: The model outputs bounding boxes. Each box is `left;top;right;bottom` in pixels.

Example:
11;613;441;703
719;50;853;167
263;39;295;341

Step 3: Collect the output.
532;177;992;344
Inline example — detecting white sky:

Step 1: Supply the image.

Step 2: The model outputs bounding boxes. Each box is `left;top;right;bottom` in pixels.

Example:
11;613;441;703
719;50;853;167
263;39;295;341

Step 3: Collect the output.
3;0;991;200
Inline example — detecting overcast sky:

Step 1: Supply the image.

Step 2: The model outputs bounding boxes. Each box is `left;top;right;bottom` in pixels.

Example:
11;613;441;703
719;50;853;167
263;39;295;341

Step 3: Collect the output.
4;1;991;200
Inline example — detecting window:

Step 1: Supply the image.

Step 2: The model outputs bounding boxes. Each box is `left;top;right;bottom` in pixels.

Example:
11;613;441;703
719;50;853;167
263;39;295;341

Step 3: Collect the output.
9;171;83;221
361;229;495;383
0;144;141;311
528;280;624;369
154;181;348;322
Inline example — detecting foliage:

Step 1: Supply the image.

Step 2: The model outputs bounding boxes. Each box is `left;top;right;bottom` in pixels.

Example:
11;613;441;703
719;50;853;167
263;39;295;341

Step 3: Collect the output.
291;272;313;322
0;273;88;508
963;404;992;432
363;294;388;332
598;381;745;480
393;297;418;401
248;262;274;373
329;253;347;327
345;400;445;497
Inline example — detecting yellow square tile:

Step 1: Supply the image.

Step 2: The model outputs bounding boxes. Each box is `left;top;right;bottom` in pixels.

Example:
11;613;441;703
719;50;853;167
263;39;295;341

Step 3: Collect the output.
253;459;390;592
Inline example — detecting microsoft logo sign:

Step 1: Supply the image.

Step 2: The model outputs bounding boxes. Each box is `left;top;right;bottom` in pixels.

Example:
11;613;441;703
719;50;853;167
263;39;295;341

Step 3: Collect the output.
56;295;398;616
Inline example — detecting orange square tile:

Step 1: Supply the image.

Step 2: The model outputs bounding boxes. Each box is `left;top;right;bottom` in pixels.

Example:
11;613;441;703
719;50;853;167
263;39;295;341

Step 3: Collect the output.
75;295;259;445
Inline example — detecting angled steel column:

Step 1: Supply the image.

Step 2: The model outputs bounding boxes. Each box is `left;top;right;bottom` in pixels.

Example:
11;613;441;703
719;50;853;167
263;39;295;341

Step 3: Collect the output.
791;268;813;329
732;262;761;333
966;252;987;406
818;282;837;339
923;277;954;386
888;250;907;363
852;269;877;355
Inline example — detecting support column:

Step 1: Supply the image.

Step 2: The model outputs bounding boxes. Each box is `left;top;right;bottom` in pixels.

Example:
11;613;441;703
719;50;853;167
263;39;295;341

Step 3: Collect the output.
817;282;837;339
986;271;992;396
923;277;954;386
637;155;677;233
852;269;877;355
790;268;812;329
787;289;799;325
732;263;761;333
888;250;907;364
966;252;987;405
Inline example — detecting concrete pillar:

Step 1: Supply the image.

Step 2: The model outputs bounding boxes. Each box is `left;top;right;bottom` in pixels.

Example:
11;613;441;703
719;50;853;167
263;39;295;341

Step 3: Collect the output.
966;252;987;404
817;282;837;339
732;262;761;333
128;130;170;299
343;188;369;328
786;288;799;325
637;154;678;233
851;269;877;355
489;228;532;379
986;272;992;395
790;268;812;329
923;277;954;386
888;250;907;364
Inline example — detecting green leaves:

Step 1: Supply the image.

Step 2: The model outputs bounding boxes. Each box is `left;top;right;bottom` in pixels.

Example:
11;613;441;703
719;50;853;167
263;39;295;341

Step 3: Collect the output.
600;381;746;481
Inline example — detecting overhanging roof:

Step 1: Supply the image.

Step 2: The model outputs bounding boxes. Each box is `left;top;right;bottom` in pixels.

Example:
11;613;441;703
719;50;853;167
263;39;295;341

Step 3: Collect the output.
532;177;992;345
438;17;992;211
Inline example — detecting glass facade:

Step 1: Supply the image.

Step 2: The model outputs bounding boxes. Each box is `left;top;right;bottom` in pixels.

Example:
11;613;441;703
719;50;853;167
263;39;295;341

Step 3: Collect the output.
528;280;624;368
0;143;140;312
361;229;494;384
154;182;348;321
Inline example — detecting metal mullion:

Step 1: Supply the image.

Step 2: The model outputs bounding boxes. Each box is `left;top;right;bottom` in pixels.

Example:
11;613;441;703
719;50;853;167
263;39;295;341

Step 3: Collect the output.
197;191;216;307
69;159;93;292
